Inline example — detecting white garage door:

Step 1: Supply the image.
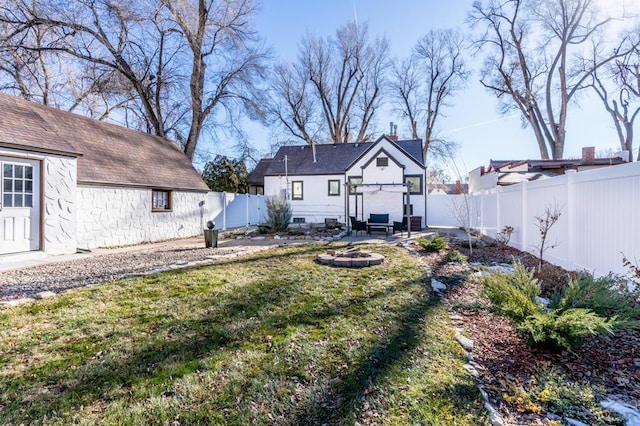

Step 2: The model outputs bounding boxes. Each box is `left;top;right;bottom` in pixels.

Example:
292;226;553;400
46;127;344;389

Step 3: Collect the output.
0;158;40;255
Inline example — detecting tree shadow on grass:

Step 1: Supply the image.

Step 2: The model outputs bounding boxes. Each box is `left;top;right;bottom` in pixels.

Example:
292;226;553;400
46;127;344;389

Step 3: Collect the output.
1;244;485;424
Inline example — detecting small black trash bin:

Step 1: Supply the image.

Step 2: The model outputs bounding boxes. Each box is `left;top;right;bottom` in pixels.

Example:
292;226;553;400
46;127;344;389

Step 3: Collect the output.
204;229;218;248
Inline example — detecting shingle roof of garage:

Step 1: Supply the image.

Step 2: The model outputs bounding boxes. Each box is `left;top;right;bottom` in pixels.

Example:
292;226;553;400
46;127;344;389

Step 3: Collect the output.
0;93;208;192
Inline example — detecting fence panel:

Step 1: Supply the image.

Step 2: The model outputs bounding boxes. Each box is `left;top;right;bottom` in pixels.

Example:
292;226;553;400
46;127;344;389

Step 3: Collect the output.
206;192;266;230
467;162;640;277
426;194;463;227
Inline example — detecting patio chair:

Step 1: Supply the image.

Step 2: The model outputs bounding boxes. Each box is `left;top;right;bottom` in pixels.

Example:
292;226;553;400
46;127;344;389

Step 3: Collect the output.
350;216;367;236
392;221;403;236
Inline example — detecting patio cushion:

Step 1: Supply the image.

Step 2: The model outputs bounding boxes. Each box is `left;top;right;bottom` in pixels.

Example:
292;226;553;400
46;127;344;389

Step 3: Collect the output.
368;214;389;224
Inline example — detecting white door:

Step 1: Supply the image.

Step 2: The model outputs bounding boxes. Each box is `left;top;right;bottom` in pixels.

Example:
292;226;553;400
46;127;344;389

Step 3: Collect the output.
0;158;40;254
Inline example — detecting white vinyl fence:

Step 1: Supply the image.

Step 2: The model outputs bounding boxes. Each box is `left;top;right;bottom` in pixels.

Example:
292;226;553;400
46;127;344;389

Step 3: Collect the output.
428;162;640;277
207;192;266;230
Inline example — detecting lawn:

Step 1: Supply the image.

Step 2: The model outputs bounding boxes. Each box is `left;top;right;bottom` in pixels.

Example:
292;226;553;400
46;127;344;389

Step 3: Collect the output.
0;244;489;425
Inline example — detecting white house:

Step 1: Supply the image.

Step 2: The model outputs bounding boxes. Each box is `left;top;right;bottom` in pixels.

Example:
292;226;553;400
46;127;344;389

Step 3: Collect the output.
249;135;426;229
0;93;210;257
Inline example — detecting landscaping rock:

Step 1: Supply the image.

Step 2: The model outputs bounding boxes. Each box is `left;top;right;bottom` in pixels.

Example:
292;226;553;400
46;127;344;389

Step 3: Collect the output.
0;298;34;307
35;291;57;299
600;399;640;425
430;279;447;293
455;329;474;352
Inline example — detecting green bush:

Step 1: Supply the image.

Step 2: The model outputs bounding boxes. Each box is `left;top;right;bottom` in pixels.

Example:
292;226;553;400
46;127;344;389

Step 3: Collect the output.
481;262;542;324
517;309;615;351
417;233;448;252
550;274;640;328
265;196;292;232
445;249;468;263
479;262;617;351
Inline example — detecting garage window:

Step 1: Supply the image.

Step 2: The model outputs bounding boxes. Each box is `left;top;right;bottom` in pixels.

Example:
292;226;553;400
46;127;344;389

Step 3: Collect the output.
152;190;172;211
2;163;33;208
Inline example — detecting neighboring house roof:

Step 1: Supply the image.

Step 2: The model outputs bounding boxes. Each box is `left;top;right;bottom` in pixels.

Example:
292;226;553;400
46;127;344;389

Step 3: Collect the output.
254;136;424;180
0;93;209;192
488;158;625;173
428;183;468;194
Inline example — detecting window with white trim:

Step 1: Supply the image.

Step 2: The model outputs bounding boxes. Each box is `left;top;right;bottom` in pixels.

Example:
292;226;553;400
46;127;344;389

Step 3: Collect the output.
292;181;303;200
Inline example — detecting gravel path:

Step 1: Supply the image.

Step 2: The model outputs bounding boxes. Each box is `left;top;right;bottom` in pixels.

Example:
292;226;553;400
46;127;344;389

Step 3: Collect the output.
0;237;290;302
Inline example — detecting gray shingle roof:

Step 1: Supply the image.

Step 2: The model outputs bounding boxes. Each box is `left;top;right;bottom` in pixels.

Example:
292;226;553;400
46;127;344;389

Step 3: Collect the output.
261;137;424;178
0;93;209;192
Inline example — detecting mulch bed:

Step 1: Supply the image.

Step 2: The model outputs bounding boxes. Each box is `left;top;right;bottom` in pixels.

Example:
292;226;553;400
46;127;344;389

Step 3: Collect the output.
411;241;640;425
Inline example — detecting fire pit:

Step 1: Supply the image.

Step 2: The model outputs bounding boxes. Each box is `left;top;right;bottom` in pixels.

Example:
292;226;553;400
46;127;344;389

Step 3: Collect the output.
317;247;384;267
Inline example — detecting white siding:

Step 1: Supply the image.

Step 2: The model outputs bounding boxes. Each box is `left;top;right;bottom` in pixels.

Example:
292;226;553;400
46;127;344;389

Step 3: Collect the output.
76;186;207;249
264;174;346;224
346;139;426;225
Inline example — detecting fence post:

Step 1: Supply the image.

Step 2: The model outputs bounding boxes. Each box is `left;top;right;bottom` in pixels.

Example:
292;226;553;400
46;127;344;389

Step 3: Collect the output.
480;190;485;235
495;187;501;238
566;170;577;270
520;181;528;252
246;194;250;227
222;192;227;230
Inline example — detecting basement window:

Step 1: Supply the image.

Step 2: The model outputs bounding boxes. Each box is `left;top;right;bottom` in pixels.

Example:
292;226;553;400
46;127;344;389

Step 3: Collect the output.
152;189;172;212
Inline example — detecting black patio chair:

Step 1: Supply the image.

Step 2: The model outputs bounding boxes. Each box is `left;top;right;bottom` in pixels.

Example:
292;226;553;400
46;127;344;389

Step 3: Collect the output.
392;221;403;236
350;216;367;236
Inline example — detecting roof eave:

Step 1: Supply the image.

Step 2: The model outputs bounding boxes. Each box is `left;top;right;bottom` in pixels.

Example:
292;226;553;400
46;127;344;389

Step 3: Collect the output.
0;141;83;158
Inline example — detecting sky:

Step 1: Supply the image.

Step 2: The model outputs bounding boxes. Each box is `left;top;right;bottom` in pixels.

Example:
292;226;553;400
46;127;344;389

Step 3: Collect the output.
223;0;639;178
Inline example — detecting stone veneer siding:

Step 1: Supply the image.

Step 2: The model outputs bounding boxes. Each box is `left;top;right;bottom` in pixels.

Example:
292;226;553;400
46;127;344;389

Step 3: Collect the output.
44;155;78;255
76;186;208;250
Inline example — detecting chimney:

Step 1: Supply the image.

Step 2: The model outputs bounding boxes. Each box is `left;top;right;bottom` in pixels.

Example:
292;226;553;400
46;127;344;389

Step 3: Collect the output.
582;146;595;164
388;121;398;141
455;180;462;194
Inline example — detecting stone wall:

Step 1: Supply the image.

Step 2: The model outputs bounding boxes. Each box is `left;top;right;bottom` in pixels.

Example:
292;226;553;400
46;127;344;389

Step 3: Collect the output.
43;155;78;255
76;186;208;250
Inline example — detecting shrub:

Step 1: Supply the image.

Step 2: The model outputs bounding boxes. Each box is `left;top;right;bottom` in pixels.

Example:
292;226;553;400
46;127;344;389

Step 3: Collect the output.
445;249;467;263
495;225;514;247
417;233;447;252
517;309;615;351
481;262;542;324
265;196;292;232
549;273;640;329
479;262;617;351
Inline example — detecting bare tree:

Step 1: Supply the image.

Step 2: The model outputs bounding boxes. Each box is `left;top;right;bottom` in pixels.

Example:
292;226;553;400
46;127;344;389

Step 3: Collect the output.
587;38;640;161
0;0;268;161
159;0;269;160
0;18;126;115
471;0;640;159
269;21;390;145
391;29;469;160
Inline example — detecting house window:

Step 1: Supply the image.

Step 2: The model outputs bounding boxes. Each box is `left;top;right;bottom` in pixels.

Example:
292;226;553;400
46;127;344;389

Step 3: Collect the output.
376;157;389;167
348;176;362;195
328;180;340;196
404;175;423;195
292;181;303;200
152;189;172;211
2;163;34;208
